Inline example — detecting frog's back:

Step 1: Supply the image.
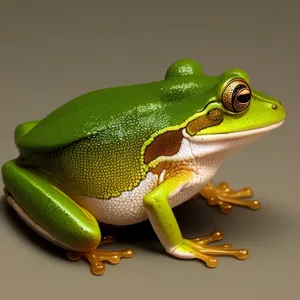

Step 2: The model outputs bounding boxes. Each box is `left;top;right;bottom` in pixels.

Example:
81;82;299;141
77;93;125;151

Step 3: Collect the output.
16;59;219;153
13;59;225;205
16;81;166;152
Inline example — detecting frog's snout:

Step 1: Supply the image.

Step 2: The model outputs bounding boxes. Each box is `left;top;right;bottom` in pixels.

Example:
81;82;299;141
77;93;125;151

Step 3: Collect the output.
270;99;286;122
272;100;284;110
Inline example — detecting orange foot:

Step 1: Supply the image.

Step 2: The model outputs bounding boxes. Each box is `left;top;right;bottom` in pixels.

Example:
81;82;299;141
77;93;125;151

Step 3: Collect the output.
199;181;261;214
67;236;134;275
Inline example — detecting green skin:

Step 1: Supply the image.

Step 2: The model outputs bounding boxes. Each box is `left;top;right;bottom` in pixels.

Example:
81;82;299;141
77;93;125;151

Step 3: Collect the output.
1;59;286;265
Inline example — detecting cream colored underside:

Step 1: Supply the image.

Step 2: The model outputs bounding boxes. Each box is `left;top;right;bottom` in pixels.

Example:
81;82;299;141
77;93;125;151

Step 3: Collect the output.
74;122;283;226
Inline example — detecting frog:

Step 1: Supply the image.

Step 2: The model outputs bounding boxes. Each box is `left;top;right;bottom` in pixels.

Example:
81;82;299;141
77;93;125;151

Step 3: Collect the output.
1;59;286;275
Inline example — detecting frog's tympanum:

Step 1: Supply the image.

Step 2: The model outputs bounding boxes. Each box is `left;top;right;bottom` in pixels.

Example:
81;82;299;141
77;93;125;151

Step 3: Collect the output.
1;59;286;275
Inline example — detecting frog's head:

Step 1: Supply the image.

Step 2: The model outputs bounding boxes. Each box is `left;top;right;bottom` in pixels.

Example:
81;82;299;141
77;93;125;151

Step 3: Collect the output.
163;59;286;147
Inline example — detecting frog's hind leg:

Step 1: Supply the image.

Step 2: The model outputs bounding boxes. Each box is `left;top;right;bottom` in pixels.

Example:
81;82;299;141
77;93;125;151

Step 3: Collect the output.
198;181;261;214
14;120;40;144
1;160;134;275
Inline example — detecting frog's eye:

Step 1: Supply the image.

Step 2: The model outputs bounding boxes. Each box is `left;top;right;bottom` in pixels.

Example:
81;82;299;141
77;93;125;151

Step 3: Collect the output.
221;79;251;113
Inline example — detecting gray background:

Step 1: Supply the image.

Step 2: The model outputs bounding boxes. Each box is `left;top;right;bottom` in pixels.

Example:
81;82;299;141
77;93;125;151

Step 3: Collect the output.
0;1;299;299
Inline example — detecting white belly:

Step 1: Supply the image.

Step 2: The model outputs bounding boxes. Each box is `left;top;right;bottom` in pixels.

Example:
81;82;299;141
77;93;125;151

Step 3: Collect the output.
74;137;226;225
74;125;266;226
74;172;215;226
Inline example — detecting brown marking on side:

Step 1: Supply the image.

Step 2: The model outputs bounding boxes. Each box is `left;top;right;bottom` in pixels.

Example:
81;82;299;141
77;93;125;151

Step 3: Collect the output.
187;108;223;136
144;130;183;164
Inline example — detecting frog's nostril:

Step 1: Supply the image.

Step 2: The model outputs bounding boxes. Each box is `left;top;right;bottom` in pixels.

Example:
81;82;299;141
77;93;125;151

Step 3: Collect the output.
272;104;278;110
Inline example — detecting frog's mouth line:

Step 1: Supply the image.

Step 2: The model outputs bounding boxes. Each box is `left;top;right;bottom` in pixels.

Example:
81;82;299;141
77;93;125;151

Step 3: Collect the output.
183;121;284;142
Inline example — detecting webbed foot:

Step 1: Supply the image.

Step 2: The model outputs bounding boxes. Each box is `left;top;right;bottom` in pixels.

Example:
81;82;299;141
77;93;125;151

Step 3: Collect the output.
67;236;134;275
199;181;261;214
171;231;248;267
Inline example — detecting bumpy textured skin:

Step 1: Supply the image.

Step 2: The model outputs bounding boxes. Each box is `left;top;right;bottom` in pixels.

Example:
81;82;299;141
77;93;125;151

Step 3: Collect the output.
16;60;285;200
1;58;286;257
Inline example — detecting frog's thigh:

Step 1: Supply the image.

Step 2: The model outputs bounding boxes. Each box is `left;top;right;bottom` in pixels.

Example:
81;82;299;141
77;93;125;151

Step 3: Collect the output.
1;160;101;252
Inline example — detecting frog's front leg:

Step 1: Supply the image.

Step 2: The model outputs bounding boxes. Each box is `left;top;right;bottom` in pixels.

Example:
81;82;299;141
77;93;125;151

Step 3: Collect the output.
143;171;248;267
1;160;133;275
199;181;261;214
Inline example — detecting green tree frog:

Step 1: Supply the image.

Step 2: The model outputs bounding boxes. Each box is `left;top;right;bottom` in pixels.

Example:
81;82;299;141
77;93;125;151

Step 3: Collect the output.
1;59;286;275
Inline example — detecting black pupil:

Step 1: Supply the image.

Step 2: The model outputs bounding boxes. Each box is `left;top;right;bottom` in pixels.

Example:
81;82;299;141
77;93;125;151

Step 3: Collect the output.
237;93;251;103
232;84;250;103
